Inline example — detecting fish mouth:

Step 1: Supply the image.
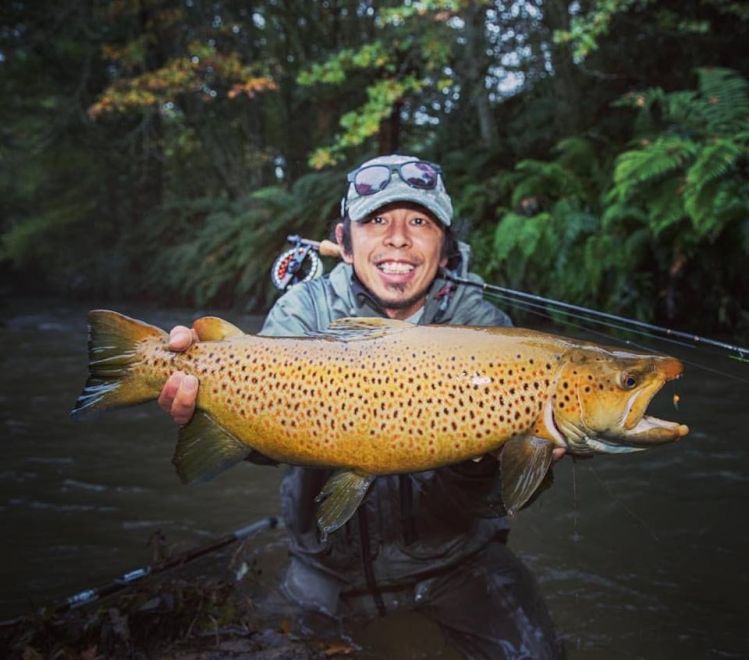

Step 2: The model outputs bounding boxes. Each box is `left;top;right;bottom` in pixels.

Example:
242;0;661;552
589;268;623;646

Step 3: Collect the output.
620;414;689;444
619;356;687;445
563;355;689;455
589;416;689;454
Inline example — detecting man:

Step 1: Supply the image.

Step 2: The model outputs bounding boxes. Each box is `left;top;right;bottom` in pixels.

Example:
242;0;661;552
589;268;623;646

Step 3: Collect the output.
159;154;564;659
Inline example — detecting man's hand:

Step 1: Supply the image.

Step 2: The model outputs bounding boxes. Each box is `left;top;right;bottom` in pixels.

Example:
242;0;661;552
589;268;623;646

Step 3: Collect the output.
552;447;566;463
157;325;200;426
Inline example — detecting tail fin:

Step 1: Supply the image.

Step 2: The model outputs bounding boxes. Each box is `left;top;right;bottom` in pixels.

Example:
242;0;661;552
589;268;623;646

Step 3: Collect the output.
71;310;168;416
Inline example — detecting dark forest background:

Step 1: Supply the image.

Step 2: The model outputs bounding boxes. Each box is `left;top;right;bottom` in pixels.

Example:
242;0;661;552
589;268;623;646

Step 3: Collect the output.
2;0;748;337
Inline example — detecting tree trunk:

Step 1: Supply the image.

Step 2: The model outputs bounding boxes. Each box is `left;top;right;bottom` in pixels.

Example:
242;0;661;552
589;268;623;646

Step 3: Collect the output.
378;100;402;154
543;0;582;136
463;3;498;149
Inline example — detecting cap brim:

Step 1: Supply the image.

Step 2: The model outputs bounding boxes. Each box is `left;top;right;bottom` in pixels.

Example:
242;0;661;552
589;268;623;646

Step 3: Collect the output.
347;182;452;227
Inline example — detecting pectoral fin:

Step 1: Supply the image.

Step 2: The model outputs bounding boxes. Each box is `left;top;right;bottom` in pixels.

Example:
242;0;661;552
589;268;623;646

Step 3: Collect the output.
315;470;375;541
173;410;251;484
500;436;555;516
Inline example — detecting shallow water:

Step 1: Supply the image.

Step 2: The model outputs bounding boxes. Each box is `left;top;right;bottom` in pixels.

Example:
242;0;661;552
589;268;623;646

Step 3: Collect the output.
1;298;748;658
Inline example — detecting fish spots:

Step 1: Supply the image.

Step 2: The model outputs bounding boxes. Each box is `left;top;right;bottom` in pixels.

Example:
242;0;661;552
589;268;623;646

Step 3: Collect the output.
157;328;576;470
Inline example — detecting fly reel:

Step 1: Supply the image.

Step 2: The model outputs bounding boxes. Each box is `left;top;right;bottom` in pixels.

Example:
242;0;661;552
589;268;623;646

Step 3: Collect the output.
270;235;324;291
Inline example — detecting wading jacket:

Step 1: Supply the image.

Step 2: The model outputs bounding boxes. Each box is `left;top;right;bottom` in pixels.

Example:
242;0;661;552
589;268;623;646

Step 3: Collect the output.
259;245;513;616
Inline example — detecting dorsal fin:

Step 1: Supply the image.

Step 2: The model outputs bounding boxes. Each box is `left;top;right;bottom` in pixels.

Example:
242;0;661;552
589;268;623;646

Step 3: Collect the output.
314;317;412;342
192;317;244;341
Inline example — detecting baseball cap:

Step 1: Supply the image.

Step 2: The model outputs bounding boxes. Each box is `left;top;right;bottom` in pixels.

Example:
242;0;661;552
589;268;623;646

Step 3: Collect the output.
342;154;453;227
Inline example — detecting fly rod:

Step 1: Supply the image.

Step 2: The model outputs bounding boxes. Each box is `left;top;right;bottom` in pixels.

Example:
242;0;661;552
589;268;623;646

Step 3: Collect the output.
282;236;748;362
455;276;749;361
0;516;280;627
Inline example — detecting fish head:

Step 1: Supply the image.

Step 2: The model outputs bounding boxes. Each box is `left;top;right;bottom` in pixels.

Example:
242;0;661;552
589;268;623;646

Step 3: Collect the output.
550;348;689;455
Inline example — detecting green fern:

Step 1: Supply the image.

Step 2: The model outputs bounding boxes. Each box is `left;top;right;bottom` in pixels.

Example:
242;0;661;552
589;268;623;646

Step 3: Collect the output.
481;68;748;330
683;138;743;230
611;136;699;201
697;68;749;133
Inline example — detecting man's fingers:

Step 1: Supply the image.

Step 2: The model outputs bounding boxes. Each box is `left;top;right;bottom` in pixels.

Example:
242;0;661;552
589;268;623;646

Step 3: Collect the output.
168;326;199;352
170;374;199;426
157;372;198;425
158;372;185;413
552;447;567;463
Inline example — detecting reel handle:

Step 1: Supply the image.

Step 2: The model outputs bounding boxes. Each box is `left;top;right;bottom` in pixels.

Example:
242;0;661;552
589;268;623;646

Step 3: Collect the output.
318;239;343;258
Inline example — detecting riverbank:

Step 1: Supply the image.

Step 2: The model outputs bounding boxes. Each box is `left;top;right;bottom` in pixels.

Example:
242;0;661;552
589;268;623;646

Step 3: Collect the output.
1;530;459;660
1;535;352;659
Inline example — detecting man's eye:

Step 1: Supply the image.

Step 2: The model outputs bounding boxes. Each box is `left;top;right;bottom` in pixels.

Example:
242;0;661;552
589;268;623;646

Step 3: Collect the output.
412;217;427;225
372;216;386;224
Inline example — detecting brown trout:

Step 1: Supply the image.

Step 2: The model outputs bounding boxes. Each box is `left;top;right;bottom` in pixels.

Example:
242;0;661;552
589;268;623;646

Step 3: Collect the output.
73;310;688;537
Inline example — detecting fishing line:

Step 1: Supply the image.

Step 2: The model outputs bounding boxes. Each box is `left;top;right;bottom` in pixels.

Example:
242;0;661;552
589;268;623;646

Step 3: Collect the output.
479;289;749;385
480;289;696;351
570;459;581;544
586;463;661;544
448;275;749;363
479;286;722;357
485;290;749;384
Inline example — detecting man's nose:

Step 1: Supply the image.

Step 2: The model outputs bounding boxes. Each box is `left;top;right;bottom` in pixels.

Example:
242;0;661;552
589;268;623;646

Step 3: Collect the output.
384;221;411;247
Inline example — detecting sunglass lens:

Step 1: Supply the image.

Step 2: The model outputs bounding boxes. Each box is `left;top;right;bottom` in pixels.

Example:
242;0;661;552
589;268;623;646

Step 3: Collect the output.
354;166;391;195
400;162;438;189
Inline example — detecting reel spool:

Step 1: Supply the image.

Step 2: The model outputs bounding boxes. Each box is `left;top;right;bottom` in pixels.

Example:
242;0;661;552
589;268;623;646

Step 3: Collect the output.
270;237;324;291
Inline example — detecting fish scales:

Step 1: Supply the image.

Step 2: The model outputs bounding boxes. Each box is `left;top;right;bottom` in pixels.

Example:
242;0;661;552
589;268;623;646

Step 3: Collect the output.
138;325;563;473
73;310;688;533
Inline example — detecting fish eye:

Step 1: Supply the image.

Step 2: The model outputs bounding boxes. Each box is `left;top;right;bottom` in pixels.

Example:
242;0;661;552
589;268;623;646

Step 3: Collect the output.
620;373;638;389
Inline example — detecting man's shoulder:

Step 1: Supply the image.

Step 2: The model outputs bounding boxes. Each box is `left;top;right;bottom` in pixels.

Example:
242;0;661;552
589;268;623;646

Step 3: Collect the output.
445;271;512;327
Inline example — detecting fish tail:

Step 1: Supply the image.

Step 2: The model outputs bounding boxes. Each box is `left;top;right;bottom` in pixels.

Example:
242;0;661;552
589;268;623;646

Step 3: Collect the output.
71;310;168;416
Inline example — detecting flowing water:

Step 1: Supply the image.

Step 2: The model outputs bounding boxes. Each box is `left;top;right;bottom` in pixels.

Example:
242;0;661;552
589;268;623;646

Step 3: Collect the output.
2;298;748;658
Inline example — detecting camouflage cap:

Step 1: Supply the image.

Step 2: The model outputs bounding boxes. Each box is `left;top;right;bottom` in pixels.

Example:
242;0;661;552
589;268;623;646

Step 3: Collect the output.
342;154;453;227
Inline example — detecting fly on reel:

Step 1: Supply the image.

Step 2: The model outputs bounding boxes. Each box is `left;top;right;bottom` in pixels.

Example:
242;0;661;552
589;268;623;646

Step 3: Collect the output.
270;235;324;291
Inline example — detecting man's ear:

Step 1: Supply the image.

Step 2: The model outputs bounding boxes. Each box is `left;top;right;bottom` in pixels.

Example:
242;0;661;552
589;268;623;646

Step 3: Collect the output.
335;223;354;264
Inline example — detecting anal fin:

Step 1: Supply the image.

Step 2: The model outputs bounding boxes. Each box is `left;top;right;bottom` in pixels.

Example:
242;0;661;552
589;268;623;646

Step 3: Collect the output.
315;470;375;541
173;410;251;484
500;436;555;516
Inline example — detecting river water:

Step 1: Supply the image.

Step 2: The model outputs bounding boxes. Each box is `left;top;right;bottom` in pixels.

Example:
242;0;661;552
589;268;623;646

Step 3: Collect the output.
2;298;747;658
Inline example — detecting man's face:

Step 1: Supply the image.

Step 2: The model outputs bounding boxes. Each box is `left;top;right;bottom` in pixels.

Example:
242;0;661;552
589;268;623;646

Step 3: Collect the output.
336;203;447;320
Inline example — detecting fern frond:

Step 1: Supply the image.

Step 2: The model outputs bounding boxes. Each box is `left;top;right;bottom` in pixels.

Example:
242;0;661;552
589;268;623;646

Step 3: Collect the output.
683;138;742;226
646;179;687;236
612;136;698;201
696;68;749;134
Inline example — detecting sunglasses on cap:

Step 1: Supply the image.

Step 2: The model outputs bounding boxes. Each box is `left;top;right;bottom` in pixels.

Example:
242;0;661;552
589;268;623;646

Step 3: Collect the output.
346;160;443;197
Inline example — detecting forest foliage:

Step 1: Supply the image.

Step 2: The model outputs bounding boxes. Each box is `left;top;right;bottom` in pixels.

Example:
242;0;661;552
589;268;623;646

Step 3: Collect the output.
1;0;747;335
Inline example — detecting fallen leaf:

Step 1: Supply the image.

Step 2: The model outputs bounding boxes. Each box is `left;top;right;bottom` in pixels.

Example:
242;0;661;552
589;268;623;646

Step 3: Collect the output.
323;641;356;656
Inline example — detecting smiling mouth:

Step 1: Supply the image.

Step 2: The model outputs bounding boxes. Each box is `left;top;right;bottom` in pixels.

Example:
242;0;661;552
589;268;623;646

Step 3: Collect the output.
377;261;416;274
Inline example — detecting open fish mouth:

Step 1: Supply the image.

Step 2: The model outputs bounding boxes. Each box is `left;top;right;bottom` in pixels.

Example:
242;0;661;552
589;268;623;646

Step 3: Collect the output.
621;414;689;443
594;415;690;453
561;354;689;455
614;356;688;445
